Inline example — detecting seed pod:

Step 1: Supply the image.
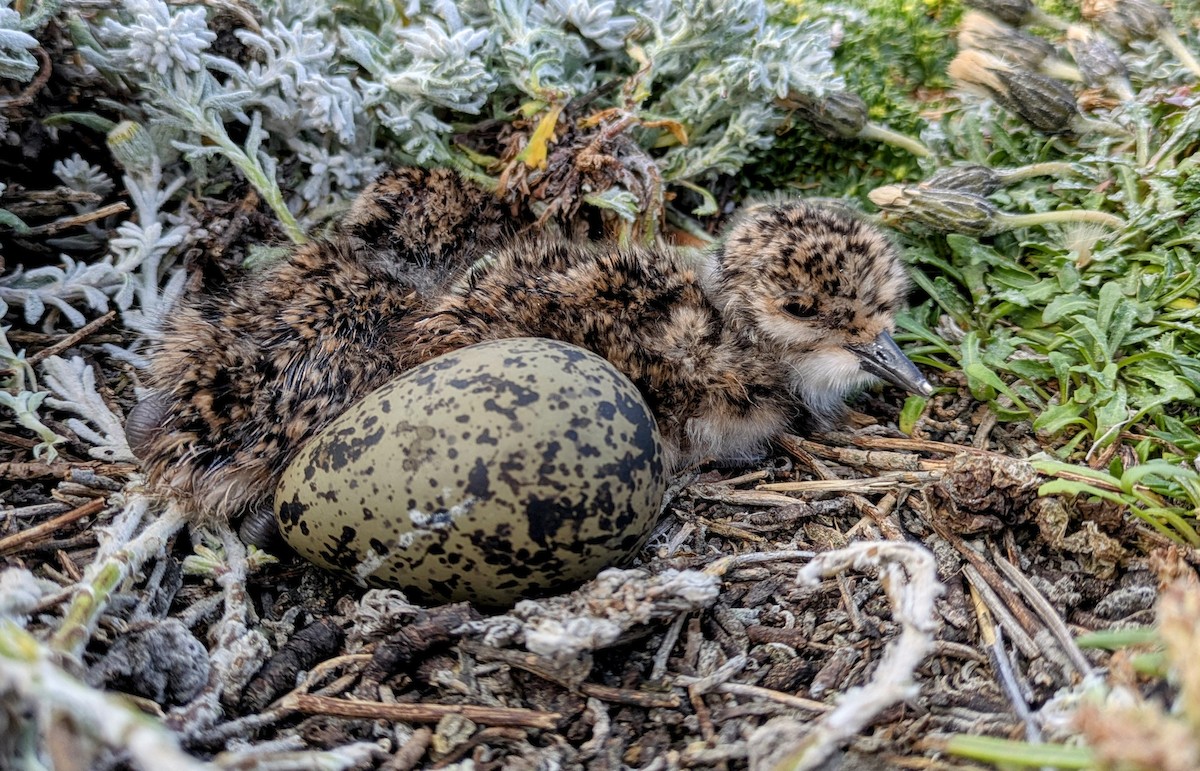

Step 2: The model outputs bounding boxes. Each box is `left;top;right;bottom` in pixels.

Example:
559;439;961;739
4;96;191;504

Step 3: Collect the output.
869;184;998;236
963;0;1036;27
959;11;1056;69
949;50;1078;133
790;91;869;139
107;120;159;176
1080;0;1170;42
920;165;1003;195
1066;26;1132;95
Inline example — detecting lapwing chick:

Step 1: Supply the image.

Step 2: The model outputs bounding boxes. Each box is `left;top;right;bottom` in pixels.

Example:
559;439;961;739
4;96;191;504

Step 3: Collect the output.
402;199;933;470
135;167;514;524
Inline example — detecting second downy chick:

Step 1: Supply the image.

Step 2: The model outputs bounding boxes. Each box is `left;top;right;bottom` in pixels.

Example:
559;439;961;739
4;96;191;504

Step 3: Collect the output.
135;167;515;524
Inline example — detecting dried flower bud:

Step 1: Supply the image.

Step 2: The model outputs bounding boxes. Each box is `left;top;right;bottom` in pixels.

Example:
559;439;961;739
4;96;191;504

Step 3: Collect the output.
106;120;159;175
963;0;1036;27
1066;25;1132;94
1080;0;1170;43
789;90;868;139
949;50;1078;133
920;165;1003;195
869;184;997;235
959;11;1055;69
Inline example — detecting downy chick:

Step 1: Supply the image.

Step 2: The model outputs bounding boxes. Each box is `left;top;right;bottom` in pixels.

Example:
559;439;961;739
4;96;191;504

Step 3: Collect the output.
401;200;933;470
136;167;514;523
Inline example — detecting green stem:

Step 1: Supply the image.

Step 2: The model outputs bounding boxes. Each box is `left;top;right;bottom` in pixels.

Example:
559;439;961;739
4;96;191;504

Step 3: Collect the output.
1073;115;1131;137
670;179;719;218
1159;29;1200;79
442;141;500;191
856;122;931;158
997;209;1125;231
210;131;307;245
1134;110;1151;168
999;161;1078;182
945;735;1092;768
665;205;717;245
51;561;122;657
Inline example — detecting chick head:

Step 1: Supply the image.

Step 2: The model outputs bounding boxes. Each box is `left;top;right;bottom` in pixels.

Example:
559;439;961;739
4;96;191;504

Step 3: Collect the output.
715;200;932;417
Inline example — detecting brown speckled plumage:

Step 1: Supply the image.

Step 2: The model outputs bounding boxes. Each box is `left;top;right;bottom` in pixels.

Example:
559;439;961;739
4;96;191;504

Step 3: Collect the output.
141;167;926;528
402;200;913;469
140;167;513;521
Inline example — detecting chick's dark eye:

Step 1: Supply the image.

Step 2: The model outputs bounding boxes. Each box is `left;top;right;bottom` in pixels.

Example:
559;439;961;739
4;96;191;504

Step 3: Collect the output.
782;299;817;319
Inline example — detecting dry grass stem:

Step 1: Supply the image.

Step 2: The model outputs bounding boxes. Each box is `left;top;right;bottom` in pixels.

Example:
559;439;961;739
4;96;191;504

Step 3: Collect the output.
279;693;562;729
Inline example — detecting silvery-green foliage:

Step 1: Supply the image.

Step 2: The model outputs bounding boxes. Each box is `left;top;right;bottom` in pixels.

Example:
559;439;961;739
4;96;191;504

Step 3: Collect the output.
662;101;781;182
41;355;135;462
489;0;600;100
0;390;64;461
0;150;189;334
54;154;115;201
232;19;364;145
105;143;192;338
0;325;33;392
539;0;635;51
624;0;839;182
0;325;59;460
97;0;214;77
0;257;124;328
341;1;496;161
288;138;385;208
0;1;38;82
83;0;309;241
583;187;641;221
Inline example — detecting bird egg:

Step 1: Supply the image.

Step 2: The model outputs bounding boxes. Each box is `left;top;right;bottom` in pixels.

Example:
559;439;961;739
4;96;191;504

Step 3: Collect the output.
274;337;667;606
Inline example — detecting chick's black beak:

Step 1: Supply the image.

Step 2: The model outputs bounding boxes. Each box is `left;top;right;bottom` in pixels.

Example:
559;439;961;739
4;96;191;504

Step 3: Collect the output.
847;331;934;396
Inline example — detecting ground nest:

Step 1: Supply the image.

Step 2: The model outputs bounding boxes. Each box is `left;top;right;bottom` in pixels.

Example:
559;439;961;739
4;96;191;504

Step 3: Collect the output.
4;4;1200;767
0;329;1184;768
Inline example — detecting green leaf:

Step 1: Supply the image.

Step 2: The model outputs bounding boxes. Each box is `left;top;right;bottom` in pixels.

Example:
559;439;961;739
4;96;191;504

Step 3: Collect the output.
945;735;1093;768
1119;460;1200;497
1032;459;1120;485
1076;626;1158;649
1037;478;1127;505
1043;293;1092;323
41;112;118;134
1056;261;1081;291
1005;357;1055;382
908;269;972;325
961;332;1030;412
898;394;927;436
1092;385;1129;446
1033;401;1088;434
1074;316;1109;362
0;209;30;234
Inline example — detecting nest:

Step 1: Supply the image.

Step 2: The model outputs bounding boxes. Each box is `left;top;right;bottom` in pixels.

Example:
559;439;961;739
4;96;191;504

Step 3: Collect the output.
2;356;1186;769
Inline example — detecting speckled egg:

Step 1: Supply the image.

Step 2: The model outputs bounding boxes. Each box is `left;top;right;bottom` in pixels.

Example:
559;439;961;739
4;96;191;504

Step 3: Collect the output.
274;337;667;606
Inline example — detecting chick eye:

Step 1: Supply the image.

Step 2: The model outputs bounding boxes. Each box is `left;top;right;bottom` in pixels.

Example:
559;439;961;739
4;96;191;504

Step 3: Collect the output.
782;299;817;319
